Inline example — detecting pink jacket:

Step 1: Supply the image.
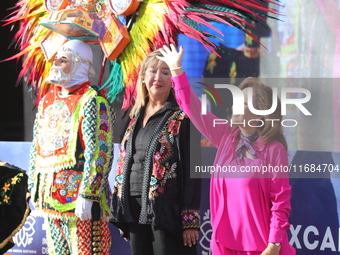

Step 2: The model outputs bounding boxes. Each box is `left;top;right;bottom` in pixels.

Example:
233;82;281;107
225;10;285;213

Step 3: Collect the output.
172;73;295;254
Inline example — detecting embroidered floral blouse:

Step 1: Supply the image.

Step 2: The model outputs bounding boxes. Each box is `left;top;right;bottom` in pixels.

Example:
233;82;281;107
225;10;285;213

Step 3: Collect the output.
110;94;201;240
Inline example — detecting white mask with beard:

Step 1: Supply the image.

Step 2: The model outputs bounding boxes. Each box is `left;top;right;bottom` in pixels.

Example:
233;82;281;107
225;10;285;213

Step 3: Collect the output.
46;40;95;89
46;61;73;87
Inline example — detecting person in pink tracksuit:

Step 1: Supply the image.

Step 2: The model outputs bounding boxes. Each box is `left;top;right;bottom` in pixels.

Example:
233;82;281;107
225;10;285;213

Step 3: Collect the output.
157;44;296;255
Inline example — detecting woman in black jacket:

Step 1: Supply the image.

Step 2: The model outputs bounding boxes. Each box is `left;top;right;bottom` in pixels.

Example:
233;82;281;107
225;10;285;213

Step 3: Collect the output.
110;49;201;255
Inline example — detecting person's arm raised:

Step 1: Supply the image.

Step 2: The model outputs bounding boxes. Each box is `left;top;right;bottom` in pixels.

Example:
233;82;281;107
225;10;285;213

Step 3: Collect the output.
158;44;231;148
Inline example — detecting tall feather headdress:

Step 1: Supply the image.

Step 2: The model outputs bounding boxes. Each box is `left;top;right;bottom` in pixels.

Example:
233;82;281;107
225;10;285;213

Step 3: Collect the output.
3;0;280;109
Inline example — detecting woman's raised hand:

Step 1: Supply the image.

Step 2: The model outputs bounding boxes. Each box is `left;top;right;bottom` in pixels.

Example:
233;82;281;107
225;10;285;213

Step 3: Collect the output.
157;44;184;71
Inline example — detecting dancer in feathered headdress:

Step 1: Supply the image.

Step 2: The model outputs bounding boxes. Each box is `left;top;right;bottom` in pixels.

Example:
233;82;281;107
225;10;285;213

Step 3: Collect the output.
23;39;115;255
4;0;280;109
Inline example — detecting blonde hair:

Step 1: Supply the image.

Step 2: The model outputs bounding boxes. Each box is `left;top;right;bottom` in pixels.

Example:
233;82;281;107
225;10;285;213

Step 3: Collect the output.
130;49;165;117
235;77;288;150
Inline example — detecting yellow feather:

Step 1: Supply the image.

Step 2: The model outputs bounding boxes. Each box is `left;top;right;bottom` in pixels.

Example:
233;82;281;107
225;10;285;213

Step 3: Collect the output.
118;0;168;86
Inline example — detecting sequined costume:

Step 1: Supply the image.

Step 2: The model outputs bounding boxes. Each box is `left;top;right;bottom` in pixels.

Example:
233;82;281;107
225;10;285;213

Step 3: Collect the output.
28;82;114;255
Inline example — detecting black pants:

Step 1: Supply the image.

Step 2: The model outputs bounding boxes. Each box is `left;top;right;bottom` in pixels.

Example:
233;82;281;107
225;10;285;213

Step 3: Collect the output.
128;196;197;255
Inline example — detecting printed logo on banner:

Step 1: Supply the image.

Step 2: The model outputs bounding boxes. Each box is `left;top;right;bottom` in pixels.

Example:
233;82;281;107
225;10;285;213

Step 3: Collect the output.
198;82;223;109
290;224;340;252
199;209;212;255
199;82;312;128
13;215;36;247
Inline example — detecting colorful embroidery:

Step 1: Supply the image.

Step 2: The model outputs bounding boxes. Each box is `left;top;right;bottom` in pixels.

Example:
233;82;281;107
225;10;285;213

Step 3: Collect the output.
157;186;165;194
182;209;200;229
152;164;166;180
37;100;71;156
51;170;82;204
113;118;135;193
168;120;181;135
127;118;136;130
0;173;24;205
90;172;103;194
114;111;187;199
158;135;171;148
148;112;187;198
93;102;110;192
81;98;112;204
176;113;186;120
116;162;124;176
34;87;97;171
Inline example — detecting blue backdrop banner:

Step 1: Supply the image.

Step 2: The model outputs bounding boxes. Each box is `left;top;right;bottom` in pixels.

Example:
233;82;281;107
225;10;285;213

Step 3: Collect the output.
1;142;339;255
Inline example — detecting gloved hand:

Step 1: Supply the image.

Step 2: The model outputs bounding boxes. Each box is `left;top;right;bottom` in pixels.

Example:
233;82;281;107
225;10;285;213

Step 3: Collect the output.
75;196;93;221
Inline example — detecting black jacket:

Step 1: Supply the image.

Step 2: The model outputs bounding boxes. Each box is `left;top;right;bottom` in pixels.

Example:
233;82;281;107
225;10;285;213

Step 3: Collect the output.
110;94;201;240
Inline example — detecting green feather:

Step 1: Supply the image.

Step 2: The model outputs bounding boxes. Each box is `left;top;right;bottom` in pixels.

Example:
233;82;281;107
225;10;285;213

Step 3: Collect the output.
182;17;203;31
191;4;248;19
101;60;125;103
